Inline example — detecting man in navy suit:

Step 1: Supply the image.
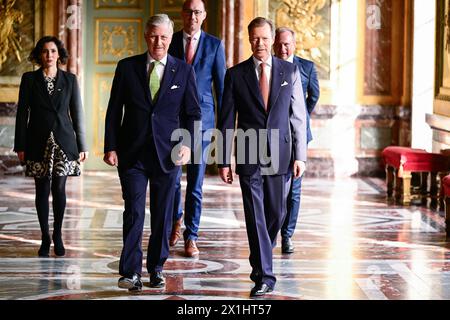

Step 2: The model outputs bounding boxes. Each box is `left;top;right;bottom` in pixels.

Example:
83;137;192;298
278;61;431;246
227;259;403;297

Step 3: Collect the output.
273;27;320;254
218;17;307;297
168;0;226;258
104;14;201;292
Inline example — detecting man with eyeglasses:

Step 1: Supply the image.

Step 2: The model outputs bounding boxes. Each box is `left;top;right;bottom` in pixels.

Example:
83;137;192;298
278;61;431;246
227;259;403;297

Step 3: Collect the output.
168;0;226;258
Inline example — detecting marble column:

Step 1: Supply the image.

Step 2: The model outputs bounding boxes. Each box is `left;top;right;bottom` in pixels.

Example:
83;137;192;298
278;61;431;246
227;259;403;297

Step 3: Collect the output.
57;0;82;78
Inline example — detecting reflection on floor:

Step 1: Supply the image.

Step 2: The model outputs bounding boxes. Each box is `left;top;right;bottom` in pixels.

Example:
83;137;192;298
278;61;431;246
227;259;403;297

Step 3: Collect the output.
0;172;449;300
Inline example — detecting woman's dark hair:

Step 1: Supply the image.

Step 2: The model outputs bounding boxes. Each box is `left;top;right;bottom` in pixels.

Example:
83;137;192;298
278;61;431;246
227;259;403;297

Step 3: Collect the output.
28;36;69;66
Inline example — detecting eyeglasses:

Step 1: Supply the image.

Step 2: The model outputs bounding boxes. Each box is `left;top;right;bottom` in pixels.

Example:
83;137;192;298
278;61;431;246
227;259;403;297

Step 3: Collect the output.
182;9;204;16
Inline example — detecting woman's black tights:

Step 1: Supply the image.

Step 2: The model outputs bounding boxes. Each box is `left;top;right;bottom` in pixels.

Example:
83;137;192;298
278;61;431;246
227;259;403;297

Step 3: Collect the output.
34;176;67;238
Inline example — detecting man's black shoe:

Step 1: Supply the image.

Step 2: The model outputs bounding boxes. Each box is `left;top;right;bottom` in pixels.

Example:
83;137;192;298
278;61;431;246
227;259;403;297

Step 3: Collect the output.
118;273;142;292
149;271;165;288
250;283;273;297
282;237;294;254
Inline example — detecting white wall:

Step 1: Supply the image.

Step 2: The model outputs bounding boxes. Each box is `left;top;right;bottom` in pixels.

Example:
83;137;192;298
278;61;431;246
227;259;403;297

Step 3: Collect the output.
411;0;436;151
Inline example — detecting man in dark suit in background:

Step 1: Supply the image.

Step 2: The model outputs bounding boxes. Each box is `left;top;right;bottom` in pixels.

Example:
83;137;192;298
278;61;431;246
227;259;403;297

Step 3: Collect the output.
103;14;201;292
218;17;307;297
168;0;226;258
273;27;320;254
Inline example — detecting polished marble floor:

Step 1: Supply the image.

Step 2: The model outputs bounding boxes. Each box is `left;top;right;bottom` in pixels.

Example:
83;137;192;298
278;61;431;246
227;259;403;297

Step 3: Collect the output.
0;171;449;300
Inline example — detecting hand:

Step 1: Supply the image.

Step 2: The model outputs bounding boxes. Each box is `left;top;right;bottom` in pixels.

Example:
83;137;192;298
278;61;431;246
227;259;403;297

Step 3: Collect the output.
175;145;191;166
17;151;25;163
79;152;89;162
103;151;119;167
293;160;306;179
219;167;233;184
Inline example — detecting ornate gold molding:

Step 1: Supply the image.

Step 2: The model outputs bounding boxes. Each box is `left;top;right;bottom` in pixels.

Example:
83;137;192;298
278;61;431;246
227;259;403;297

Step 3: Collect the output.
95;0;143;10
0;0;24;72
102;25;136;58
275;0;327;62
95;18;142;65
93;73;114;156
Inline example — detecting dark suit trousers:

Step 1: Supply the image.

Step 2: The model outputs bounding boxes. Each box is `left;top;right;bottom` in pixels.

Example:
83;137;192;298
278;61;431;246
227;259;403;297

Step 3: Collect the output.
282;174;303;238
173;131;212;241
118;142;178;277
239;167;291;288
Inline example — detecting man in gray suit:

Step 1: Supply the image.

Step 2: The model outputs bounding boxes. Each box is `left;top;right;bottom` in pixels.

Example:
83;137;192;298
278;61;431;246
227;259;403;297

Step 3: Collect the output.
273;27;320;254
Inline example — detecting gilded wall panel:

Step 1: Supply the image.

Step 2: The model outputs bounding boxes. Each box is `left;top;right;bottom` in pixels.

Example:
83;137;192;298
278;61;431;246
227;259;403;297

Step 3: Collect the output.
95;18;142;64
0;0;41;102
95;0;143;10
150;1;183;31
93;73;114;156
160;0;184;12
435;0;450;117
269;0;331;80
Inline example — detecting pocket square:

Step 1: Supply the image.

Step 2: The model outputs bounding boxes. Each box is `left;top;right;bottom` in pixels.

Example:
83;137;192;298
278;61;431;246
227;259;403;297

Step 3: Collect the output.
171;85;180;90
281;81;288;87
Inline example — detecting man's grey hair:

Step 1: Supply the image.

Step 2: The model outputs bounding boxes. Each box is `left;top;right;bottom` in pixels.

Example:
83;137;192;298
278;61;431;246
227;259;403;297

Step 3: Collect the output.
275;27;296;42
145;14;174;35
248;17;275;39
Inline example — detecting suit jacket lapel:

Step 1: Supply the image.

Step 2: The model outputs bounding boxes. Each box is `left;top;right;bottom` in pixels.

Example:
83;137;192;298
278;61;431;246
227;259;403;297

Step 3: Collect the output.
268;57;283;113
192;32;205;67
51;69;65;110
243;58;266;112
34;69;54;110
135;53;152;106
172;32;185;61
154;55;177;108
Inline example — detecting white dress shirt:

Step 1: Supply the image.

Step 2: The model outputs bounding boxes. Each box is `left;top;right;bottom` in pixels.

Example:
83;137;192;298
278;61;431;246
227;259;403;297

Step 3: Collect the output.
253;55;272;88
183;30;202;58
146;53;168;82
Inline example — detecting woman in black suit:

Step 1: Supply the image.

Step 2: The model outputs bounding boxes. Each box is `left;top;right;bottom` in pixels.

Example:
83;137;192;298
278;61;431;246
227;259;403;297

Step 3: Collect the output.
14;36;88;257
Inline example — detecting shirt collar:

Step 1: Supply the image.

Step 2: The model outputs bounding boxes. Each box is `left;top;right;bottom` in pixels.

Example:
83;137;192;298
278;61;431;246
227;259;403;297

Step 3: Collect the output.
287;54;295;63
147;52;168;66
183;29;202;41
253;55;272;69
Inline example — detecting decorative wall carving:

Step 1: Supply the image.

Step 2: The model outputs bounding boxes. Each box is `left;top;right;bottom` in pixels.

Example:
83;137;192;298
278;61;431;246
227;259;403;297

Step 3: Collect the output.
95;19;142;64
0;0;40;102
270;0;331;80
0;0;24;72
93;73;113;155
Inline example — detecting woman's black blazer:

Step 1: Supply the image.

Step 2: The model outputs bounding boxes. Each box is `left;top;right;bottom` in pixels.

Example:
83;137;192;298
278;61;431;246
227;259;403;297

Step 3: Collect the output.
14;68;87;161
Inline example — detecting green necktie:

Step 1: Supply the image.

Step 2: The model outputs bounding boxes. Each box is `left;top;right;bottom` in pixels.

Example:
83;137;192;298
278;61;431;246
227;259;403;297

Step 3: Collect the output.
149;61;160;102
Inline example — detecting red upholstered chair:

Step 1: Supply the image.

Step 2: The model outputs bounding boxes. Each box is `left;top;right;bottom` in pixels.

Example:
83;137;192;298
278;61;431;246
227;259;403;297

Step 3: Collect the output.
442;175;450;235
381;146;450;205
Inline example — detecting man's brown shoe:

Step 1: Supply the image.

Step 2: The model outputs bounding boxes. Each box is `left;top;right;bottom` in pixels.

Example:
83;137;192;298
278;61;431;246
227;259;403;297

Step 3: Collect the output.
184;239;200;258
169;216;183;246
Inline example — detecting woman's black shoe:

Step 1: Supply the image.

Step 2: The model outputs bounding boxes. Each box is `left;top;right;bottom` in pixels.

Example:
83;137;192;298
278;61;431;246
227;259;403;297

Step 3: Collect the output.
38;235;51;257
52;233;65;256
